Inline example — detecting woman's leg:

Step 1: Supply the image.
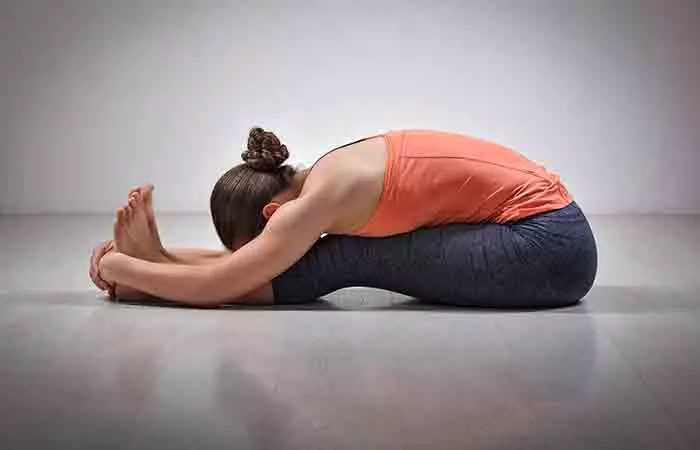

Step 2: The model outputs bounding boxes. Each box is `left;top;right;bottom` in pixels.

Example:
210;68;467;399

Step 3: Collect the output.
270;201;598;308
121;184;232;266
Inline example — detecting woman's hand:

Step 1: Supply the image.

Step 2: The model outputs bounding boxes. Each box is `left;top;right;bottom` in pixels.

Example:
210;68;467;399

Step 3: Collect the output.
97;251;123;287
90;239;115;294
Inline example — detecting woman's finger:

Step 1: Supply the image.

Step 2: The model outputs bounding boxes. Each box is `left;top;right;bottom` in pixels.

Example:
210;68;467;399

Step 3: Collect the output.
90;241;110;277
96;242;115;289
90;245;106;288
90;240;114;291
91;261;110;290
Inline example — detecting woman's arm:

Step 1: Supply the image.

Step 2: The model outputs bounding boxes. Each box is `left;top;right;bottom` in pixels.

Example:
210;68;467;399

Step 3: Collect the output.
91;243;266;304
99;193;336;307
162;247;232;265
111;283;158;301
110;277;273;306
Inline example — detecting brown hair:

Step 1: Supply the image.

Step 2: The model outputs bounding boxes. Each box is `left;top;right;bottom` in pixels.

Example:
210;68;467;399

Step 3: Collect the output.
210;127;297;250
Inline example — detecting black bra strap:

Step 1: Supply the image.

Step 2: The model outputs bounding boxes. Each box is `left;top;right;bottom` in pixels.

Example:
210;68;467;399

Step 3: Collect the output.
307;133;384;172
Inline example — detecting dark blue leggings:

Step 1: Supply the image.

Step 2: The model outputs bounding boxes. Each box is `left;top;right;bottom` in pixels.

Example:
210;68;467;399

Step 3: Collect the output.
270;201;597;308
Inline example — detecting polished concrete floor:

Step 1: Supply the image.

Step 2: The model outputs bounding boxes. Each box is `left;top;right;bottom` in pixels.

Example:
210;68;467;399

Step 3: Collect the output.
1;213;699;450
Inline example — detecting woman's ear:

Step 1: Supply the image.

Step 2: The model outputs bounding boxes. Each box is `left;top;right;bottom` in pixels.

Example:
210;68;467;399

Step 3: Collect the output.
262;202;281;220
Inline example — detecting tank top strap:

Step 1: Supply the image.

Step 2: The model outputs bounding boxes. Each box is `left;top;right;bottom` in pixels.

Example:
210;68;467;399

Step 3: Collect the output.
308;132;386;172
328;132;385;151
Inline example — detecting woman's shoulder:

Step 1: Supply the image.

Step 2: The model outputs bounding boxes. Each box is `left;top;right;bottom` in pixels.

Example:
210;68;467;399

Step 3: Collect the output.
299;160;357;204
300;141;379;203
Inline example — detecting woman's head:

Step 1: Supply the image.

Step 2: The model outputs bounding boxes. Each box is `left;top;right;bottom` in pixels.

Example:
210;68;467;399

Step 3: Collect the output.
210;127;299;250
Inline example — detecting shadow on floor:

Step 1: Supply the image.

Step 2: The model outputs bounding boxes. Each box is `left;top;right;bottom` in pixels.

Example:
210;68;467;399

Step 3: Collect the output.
4;284;697;315
550;284;700;315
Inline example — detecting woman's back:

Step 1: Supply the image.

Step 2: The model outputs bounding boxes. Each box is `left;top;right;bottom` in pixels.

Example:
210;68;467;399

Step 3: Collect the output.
304;129;573;237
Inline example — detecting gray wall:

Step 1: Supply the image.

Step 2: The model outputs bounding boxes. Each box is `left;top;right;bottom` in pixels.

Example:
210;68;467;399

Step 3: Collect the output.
1;0;699;215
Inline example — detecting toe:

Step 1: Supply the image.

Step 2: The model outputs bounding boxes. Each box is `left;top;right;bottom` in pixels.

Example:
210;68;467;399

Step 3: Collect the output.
114;208;123;234
124;206;133;224
143;185;154;202
133;193;142;209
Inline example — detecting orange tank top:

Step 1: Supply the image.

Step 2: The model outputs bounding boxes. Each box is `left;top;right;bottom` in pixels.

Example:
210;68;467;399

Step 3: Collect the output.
342;129;573;237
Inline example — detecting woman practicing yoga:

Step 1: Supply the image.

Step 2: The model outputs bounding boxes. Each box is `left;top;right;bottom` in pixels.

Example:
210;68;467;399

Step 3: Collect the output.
90;127;597;307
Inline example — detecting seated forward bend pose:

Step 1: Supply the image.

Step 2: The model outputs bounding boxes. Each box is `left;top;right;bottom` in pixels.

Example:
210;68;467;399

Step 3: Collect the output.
93;127;598;308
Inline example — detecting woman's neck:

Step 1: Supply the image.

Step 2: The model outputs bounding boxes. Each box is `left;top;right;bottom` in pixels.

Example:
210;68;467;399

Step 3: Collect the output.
293;167;311;194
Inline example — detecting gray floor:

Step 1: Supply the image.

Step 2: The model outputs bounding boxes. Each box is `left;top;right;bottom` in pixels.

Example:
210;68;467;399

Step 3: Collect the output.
1;213;699;450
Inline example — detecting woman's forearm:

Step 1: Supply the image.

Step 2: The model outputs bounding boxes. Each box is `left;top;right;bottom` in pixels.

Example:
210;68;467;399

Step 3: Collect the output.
101;245;272;306
100;253;215;305
112;283;158;301
110;280;271;306
102;247;232;304
161;247;232;265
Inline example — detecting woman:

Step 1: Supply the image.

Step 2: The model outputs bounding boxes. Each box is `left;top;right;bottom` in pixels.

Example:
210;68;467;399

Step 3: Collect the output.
92;127;597;308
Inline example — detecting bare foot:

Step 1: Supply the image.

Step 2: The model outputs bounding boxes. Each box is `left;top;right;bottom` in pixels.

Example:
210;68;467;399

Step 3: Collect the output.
113;207;139;256
128;184;164;252
114;193;166;262
127;191;165;261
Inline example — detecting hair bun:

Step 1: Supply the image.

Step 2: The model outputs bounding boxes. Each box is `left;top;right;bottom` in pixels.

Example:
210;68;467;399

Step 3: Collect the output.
242;127;290;171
